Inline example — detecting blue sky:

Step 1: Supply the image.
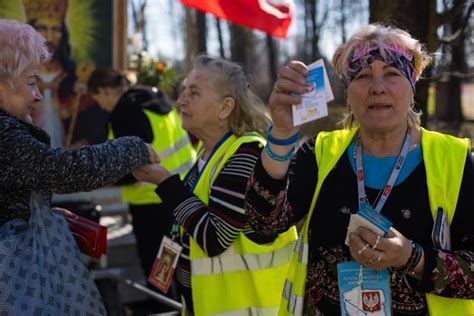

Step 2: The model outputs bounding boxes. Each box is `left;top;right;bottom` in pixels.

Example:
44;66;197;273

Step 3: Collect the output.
128;0;369;63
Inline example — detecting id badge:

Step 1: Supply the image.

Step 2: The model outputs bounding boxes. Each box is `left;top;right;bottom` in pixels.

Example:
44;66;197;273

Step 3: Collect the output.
337;262;392;316
432;207;451;251
148;236;182;293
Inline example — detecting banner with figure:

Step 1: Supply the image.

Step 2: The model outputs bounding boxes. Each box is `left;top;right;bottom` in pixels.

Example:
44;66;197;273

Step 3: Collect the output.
0;0;113;148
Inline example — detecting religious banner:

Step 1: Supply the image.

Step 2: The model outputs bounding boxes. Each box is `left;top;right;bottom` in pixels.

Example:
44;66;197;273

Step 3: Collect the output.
0;0;114;148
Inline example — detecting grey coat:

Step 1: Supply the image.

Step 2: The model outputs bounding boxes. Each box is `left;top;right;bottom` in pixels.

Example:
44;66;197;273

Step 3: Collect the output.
0;109;149;226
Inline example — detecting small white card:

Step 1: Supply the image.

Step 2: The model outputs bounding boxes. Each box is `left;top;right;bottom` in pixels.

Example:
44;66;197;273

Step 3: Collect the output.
292;59;334;126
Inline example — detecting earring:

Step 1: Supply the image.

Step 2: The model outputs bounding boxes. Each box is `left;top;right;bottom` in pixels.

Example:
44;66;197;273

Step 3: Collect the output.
219;120;224;128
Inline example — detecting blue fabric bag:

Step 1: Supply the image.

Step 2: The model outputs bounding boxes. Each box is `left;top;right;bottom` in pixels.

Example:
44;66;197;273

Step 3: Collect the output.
0;192;106;315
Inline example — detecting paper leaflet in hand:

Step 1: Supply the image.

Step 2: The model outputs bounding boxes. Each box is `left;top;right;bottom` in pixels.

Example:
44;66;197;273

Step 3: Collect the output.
292;59;334;126
345;204;393;246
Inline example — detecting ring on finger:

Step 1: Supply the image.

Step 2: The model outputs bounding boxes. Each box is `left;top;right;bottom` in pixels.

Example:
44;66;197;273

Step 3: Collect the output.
273;85;283;93
358;243;370;255
372;235;381;250
367;259;374;265
375;251;383;263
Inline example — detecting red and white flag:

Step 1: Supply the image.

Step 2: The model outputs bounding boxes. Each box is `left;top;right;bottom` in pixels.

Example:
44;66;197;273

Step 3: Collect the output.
179;0;294;38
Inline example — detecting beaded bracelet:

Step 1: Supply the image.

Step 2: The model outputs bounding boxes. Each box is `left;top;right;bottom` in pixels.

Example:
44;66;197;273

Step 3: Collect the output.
266;124;299;146
399;241;423;276
264;143;295;161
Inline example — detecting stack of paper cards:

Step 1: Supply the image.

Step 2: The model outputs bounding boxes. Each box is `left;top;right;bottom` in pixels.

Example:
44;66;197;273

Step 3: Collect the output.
292;59;334;126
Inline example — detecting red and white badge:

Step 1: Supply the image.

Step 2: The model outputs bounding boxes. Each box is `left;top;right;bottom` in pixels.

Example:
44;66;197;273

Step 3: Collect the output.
148;236;182;293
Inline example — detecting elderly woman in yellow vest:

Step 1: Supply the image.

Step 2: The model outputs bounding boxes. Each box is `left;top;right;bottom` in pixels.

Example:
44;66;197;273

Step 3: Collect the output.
245;24;474;315
133;55;298;315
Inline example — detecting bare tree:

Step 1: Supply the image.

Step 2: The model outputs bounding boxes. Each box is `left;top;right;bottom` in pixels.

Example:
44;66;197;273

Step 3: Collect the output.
435;0;473;122
184;8;207;72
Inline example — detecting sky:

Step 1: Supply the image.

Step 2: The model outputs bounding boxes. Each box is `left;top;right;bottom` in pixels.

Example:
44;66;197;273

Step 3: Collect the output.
128;0;369;64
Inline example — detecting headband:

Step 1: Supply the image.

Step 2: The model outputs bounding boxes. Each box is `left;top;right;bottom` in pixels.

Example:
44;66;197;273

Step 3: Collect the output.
344;44;417;91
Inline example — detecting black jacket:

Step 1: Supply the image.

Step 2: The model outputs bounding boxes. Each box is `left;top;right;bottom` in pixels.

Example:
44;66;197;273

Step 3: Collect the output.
109;86;173;143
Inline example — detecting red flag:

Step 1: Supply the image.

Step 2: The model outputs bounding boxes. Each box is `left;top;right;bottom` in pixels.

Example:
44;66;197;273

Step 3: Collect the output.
179;0;294;38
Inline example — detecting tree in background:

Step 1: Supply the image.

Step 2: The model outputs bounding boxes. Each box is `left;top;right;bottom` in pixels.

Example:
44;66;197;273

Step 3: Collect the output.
434;0;473;123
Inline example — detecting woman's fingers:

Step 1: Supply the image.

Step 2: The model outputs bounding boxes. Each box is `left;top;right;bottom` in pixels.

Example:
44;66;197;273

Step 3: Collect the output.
349;232;387;270
349;226;412;269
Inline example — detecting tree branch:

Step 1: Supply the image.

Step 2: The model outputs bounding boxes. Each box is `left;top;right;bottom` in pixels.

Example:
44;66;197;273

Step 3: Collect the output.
436;0;466;26
439;2;474;45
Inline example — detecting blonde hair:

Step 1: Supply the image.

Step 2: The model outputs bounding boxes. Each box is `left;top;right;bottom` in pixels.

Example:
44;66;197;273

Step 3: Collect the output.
192;55;270;136
0;19;51;89
332;24;432;129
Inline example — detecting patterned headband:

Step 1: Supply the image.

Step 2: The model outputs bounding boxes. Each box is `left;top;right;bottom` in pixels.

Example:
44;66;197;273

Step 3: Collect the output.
344;44;417;91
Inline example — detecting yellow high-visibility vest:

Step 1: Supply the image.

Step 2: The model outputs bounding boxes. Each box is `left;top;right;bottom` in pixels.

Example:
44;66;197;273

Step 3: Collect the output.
188;132;298;316
280;127;473;315
109;108;196;205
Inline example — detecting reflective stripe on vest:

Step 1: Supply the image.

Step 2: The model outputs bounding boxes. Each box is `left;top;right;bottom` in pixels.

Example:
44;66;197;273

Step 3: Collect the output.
211;306;279;316
108;109;196;205
187;132;298;316
280;127;474;315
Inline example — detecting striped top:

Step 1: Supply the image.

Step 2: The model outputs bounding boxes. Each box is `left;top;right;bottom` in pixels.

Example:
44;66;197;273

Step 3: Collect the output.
156;141;277;313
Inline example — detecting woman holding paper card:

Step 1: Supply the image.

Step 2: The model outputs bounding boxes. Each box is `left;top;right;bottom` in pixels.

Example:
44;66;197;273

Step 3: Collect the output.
132;55;298;315
0;19;158;315
245;24;473;315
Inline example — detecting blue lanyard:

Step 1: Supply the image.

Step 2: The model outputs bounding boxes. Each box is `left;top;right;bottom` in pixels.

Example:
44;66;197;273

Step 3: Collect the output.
182;131;233;191
354;127;412;212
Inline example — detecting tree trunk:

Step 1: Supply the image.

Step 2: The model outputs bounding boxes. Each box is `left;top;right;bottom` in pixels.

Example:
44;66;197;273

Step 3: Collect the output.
215;17;225;58
229;23;255;66
267;35;277;81
184;8;207;73
435;0;465;122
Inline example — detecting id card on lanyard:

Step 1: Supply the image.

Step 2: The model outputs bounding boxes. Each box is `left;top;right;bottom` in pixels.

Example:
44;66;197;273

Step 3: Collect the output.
339;128;412;316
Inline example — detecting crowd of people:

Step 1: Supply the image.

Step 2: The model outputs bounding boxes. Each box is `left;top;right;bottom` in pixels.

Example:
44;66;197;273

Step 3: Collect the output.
0;17;472;316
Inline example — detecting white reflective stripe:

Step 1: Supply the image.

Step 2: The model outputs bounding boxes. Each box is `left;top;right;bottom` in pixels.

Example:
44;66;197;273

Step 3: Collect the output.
126;181;155;188
212;306;279;316
299;243;308;264
295;238;308;264
283;280;304;315
168;160;194;175
283;280;292;300
191;241;295;275
287;292;304;315
156;135;191;160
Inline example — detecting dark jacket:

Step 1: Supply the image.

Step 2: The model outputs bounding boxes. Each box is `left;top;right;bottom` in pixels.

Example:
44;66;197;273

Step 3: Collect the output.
0;109;149;226
109;86;173;143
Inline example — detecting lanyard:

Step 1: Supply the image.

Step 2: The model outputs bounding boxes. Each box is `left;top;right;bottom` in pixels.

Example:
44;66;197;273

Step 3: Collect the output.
182;131;233;191
354;128;411;212
171;131;233;238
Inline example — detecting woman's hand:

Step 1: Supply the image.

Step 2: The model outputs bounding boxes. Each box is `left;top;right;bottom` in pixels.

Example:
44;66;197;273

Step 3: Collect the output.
269;61;313;137
133;163;171;185
348;226;414;272
145;144;160;164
